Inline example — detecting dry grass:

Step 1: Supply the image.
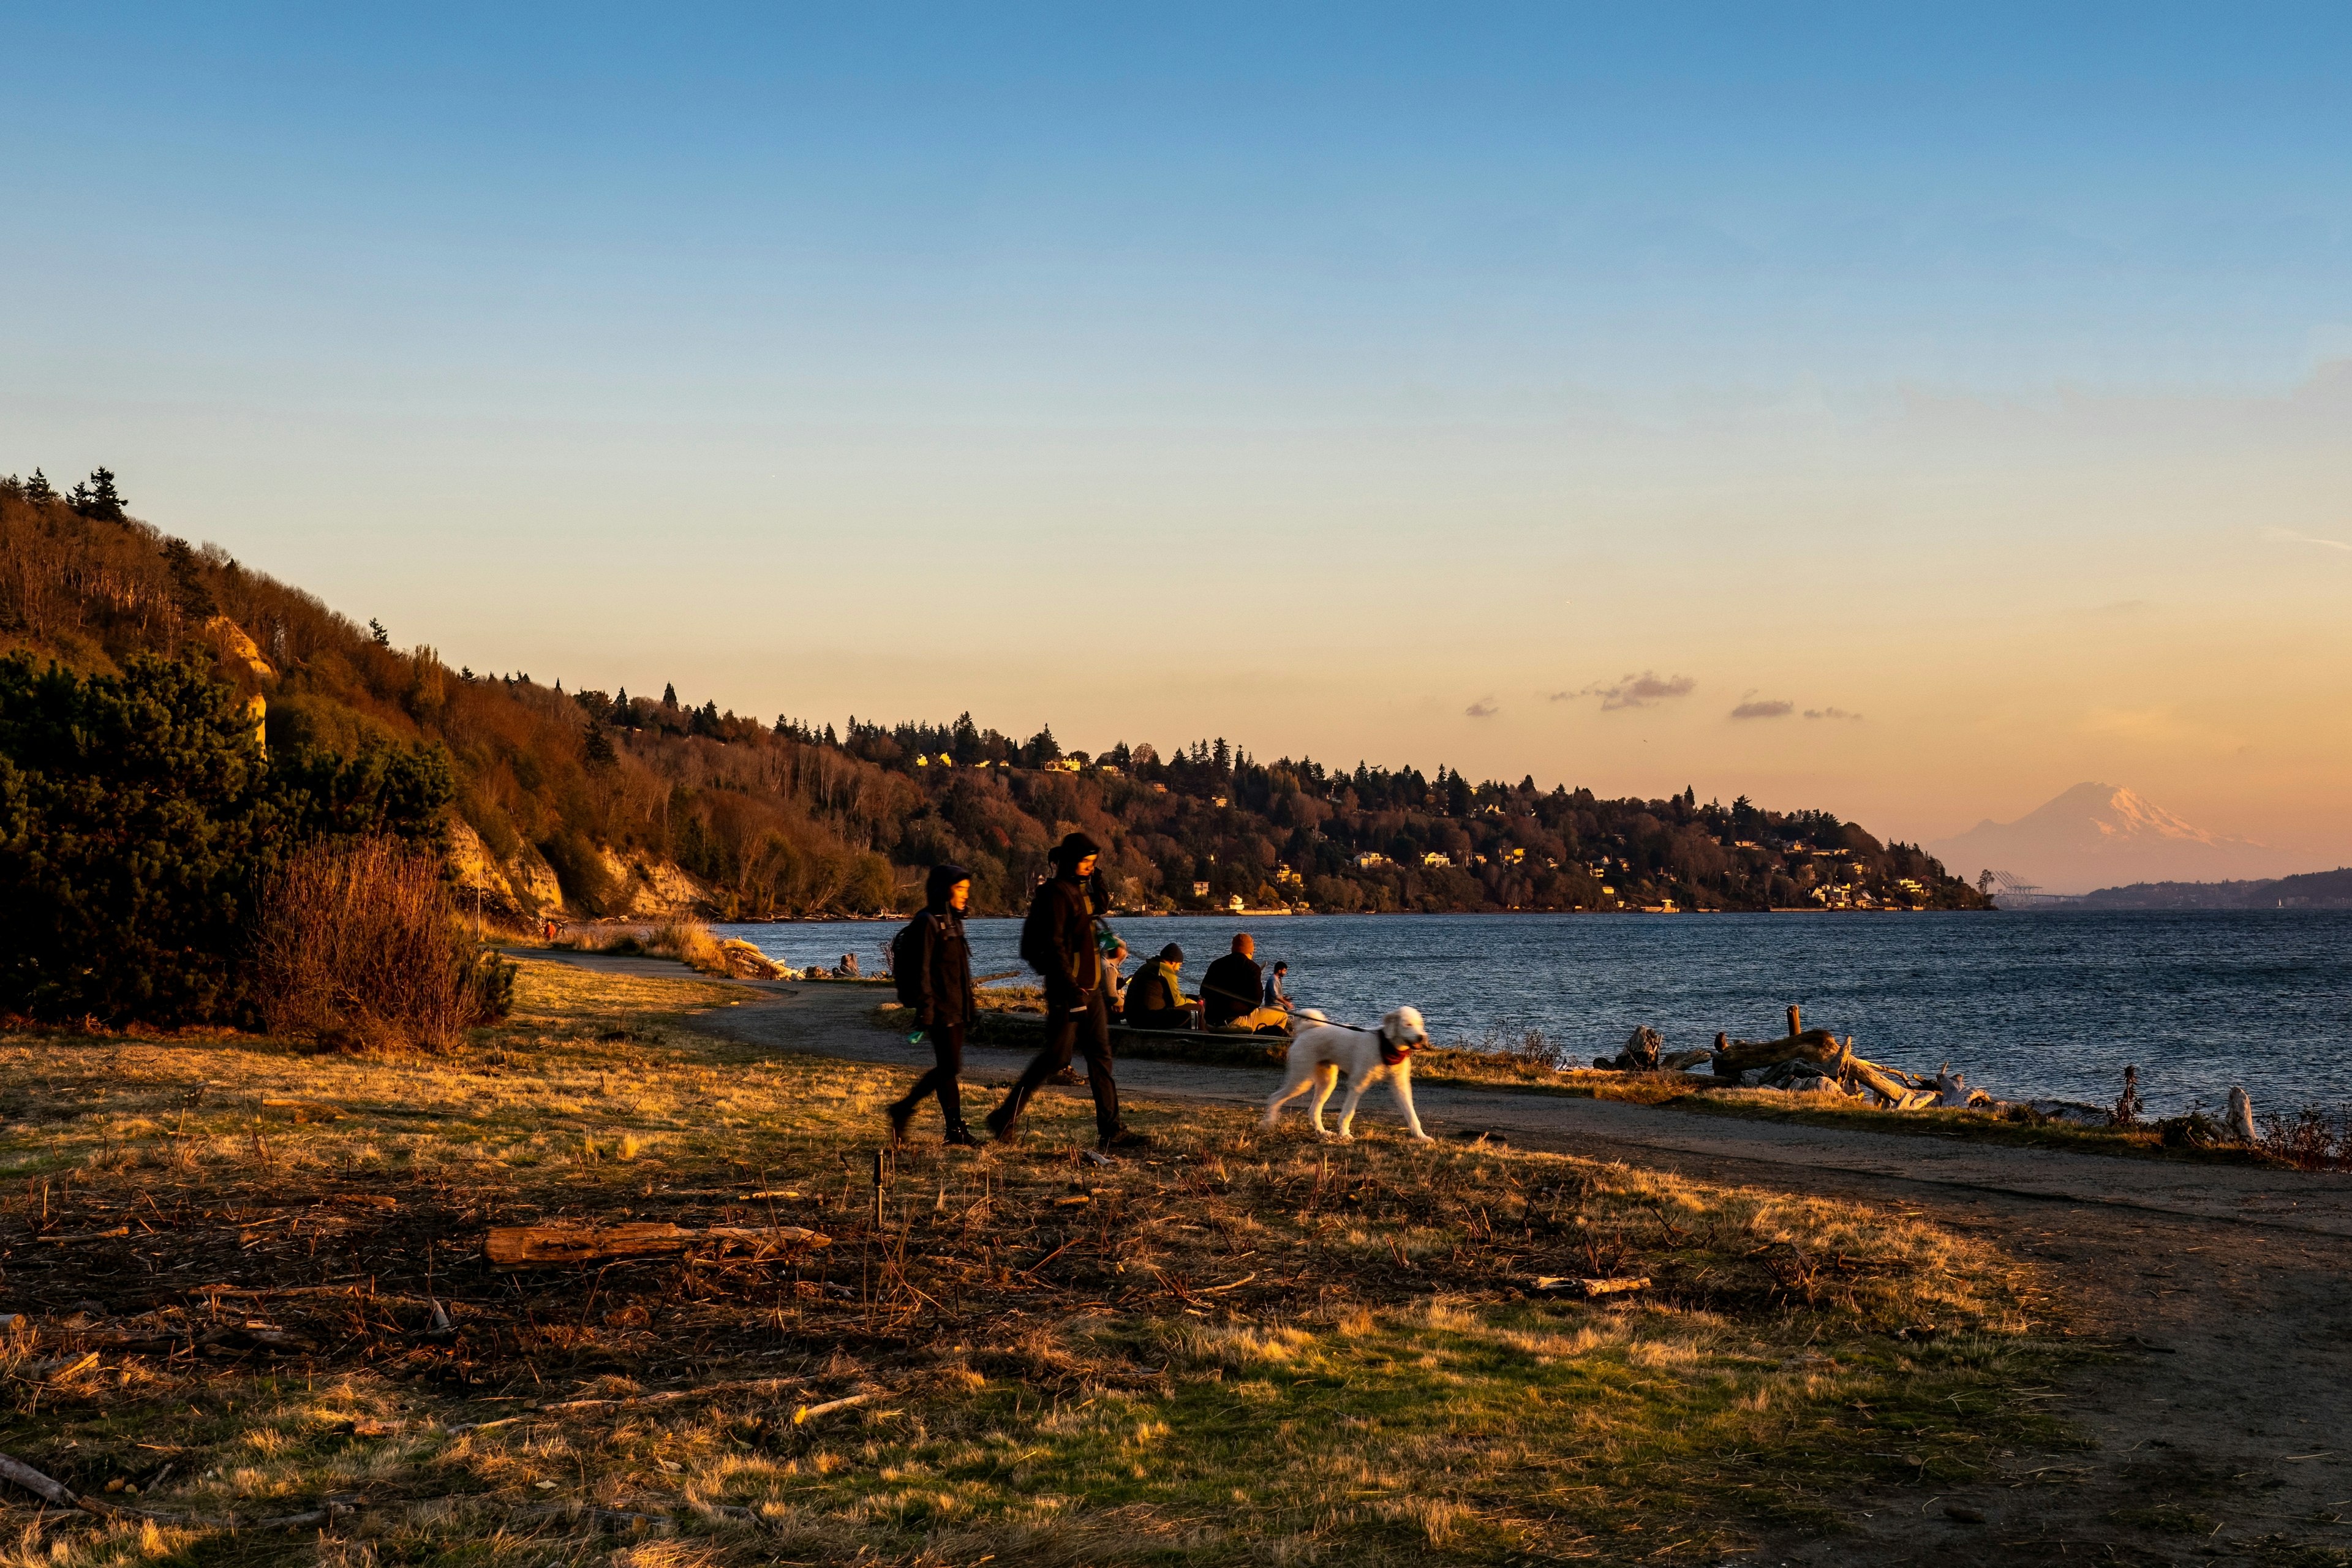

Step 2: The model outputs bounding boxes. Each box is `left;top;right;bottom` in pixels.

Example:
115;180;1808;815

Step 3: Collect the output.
251;837;513;1050
0;963;2075;1565
562;920;731;977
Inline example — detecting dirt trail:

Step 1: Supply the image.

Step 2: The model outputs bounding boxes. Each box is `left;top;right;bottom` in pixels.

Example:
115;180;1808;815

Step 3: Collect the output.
546;952;2352;1564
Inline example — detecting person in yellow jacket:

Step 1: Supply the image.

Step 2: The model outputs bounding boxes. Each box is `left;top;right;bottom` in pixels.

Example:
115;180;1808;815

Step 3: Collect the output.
1123;942;1197;1030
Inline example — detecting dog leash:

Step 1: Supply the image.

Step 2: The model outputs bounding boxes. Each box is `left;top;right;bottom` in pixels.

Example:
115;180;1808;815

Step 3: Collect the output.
1191;979;1387;1038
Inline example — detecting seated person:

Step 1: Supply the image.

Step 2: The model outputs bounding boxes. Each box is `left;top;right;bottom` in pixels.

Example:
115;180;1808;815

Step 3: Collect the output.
1100;936;1129;1011
1123;943;1196;1030
1262;961;1292;1012
1202;933;1292;1031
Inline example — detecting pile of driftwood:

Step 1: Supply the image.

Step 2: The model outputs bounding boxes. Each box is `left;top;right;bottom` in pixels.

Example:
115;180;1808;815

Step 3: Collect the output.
1597;1006;1995;1112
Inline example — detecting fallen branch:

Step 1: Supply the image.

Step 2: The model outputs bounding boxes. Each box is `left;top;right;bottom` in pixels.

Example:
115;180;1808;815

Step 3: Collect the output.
0;1450;80;1508
793;1392;874;1425
1531;1275;1651;1299
484;1223;830;1268
191;1284;447;1310
540;1376;803;1419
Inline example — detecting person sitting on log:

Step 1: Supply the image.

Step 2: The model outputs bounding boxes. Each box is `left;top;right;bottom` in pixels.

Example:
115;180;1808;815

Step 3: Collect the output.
1123;943;1196;1030
1202;933;1291;1031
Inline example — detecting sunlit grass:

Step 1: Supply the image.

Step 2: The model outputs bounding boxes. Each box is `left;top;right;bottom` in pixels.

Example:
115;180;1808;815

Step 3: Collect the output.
0;961;2076;1566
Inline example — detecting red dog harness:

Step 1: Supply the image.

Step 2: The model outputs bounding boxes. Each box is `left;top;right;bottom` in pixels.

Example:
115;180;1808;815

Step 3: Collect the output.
1378;1025;1419;1067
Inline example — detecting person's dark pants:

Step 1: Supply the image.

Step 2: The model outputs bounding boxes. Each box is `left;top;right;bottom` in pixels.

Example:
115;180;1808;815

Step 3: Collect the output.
1124;1007;1193;1031
997;992;1120;1138
892;1023;967;1128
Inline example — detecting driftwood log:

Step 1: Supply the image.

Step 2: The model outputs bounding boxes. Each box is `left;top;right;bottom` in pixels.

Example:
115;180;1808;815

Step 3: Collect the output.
1701;1007;1970;1112
1531;1275;1651;1298
1711;1027;1847;1074
484;1223;830;1268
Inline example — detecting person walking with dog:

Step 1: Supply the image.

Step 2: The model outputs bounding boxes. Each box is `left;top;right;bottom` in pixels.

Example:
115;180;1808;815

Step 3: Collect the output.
884;862;980;1147
986;832;1150;1152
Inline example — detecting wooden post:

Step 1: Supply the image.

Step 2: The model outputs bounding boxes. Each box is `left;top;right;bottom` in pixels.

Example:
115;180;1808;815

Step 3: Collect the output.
1786;1004;1802;1036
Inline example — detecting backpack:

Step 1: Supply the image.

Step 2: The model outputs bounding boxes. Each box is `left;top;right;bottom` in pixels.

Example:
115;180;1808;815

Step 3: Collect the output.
1017;884;1057;974
891;914;934;1007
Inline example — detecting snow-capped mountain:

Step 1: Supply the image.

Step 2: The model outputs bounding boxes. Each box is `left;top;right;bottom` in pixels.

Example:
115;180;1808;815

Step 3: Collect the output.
1926;783;2312;896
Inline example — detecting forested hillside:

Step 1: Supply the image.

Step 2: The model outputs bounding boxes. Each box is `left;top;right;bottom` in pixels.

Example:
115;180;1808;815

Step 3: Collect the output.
2078;868;2352;910
1;470;1986;919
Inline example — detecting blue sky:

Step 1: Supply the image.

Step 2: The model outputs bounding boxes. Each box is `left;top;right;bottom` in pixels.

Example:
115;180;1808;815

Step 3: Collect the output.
7;4;2351;853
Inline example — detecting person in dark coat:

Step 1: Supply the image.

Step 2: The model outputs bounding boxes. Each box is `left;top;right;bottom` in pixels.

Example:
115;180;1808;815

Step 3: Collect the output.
885;862;980;1146
1123;943;1195;1030
986;832;1148;1152
1200;933;1267;1028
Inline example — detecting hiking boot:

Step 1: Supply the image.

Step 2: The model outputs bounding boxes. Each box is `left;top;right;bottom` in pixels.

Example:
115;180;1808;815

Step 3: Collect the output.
983;1102;1018;1143
943;1121;979;1148
1045;1066;1083;1086
1098;1126;1152;1154
884;1099;915;1144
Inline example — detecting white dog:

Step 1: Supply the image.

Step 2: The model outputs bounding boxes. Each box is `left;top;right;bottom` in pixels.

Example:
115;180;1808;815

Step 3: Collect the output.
1262;1006;1432;1141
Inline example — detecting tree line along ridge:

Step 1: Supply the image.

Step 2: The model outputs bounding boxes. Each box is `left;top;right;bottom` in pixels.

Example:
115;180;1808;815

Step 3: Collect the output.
0;469;1987;935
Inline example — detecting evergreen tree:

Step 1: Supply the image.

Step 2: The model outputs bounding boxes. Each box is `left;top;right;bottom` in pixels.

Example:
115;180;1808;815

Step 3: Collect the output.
23;469;55;502
68;466;127;522
368;619;391;647
662;682;679;707
612;687;633;726
160;537;217;619
1446;767;1473;817
583;719;617;767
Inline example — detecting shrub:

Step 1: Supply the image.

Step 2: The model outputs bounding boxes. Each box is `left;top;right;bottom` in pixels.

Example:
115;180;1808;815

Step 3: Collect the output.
2255;1104;2352;1172
251;837;513;1050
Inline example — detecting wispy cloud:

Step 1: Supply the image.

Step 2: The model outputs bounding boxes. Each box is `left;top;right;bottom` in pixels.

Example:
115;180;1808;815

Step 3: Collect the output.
1729;698;1793;720
2261;526;2352;553
1552;671;1696;710
1804;706;1864;722
1464;697;1500;718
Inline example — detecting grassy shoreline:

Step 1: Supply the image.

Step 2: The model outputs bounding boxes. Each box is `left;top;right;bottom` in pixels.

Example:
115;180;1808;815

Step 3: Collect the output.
1;963;2078;1565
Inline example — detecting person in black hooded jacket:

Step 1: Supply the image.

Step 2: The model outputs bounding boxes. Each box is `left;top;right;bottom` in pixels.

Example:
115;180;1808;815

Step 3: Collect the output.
986;832;1148;1152
885;862;980;1146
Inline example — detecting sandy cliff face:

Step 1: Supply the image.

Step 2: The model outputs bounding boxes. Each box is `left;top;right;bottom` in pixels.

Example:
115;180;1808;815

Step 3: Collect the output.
1927;782;2315;895
447;822;714;922
595;845;714;918
446;819;565;922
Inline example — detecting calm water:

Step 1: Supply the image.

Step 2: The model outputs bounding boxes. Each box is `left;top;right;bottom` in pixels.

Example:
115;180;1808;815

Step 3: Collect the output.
713;911;2352;1115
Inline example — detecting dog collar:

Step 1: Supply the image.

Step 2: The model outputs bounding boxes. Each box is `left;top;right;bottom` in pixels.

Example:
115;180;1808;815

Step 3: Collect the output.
1379;1024;1417;1066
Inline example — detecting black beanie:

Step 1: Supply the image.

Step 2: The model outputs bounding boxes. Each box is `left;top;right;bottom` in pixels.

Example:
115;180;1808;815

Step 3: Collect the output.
1050;831;1102;871
925;862;973;908
1158;942;1185;963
